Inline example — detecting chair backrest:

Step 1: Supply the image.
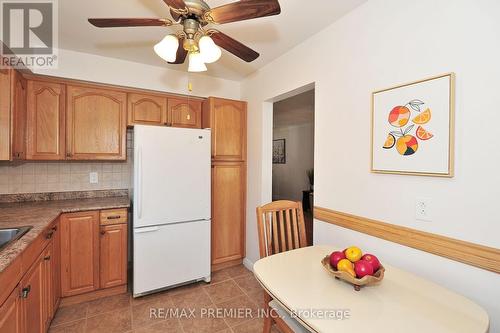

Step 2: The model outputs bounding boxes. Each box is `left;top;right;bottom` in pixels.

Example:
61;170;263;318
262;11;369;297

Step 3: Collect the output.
256;200;307;258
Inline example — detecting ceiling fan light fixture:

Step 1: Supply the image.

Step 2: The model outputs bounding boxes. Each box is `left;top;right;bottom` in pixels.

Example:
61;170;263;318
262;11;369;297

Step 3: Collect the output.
188;51;207;72
199;36;222;64
154;34;179;63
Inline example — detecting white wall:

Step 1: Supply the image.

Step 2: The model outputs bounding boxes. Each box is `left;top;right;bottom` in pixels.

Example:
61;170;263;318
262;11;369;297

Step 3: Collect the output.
272;124;314;201
33;49;241;99
241;0;500;330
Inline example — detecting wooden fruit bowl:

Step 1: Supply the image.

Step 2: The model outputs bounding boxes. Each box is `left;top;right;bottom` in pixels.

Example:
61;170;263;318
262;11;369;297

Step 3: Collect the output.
321;255;385;291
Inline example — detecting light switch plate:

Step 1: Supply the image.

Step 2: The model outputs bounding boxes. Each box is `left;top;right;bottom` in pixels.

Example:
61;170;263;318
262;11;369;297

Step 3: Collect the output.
89;172;98;184
415;197;432;221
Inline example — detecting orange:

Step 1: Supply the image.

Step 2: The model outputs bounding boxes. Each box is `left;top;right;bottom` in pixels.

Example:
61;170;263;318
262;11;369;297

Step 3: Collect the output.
388;106;410;128
412;108;431;124
383;134;396;149
396;135;418;156
416;126;434;140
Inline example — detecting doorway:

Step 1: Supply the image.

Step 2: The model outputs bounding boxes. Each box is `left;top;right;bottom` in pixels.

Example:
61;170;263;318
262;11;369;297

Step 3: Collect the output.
272;88;315;245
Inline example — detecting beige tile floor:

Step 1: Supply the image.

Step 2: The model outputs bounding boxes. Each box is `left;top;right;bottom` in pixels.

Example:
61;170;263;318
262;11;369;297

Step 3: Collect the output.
49;265;280;333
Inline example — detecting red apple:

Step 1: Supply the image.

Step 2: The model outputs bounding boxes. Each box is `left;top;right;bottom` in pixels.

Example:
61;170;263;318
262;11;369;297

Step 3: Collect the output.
361;254;380;272
354;260;374;278
329;251;346;269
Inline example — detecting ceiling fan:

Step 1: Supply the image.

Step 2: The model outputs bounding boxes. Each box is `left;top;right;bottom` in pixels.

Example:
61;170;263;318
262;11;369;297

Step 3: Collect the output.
88;0;281;72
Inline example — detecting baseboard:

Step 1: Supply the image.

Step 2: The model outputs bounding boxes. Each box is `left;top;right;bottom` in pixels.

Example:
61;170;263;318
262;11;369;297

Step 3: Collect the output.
60;284;127;307
243;257;255;272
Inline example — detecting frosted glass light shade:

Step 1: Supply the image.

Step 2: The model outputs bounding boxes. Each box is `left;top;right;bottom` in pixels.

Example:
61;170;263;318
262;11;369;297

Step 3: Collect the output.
199;36;222;64
188;52;207;72
154;35;179;63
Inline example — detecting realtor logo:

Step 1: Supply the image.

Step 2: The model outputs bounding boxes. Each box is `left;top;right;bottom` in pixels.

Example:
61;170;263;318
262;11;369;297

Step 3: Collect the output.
1;0;58;68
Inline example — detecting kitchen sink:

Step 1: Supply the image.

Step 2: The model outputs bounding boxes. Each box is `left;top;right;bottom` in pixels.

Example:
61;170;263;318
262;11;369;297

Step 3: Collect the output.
0;226;32;251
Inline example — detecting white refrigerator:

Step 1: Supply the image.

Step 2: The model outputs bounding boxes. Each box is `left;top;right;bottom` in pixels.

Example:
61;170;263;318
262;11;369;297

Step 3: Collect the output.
133;125;211;297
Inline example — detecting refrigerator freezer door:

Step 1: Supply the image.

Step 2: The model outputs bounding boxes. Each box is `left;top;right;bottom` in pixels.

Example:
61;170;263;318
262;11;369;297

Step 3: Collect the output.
133;126;211;228
133;220;211;296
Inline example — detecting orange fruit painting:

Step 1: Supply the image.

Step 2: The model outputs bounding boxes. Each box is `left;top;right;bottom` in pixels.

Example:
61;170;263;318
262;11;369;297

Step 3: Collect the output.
388;106;410;127
383;134;396;149
396;135;419;155
412;108;432;124
382;99;433;156
416;126;434;140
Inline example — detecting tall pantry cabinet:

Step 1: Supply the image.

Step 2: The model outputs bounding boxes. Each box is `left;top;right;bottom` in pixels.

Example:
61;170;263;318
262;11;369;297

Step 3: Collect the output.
203;98;247;270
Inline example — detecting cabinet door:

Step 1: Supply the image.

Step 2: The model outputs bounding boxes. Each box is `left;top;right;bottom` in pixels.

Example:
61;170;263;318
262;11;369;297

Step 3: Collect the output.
204;98;246;161
211;162;246;265
127;93;167;126
168;98;202;128
11;71;27;160
99;224;128;289
60;211;100;297
0;68;11;161
42;242;53;330
51;221;61;311
26;80;65;160
0;285;22;333
21;252;45;333
66;85;127;160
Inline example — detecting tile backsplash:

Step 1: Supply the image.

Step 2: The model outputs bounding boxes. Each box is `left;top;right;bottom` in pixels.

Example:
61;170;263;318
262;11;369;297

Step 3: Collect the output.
0;131;133;194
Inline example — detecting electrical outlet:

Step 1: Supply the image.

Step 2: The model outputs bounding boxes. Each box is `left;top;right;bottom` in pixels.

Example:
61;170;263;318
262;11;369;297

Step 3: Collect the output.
89;172;98;184
415;197;431;221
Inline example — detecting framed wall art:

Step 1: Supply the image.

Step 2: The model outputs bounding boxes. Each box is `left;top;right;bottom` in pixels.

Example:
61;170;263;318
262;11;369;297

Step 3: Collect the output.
273;139;286;164
371;73;455;177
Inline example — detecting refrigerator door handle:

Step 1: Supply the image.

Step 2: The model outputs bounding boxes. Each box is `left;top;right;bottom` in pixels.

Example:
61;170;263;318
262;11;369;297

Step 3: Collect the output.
137;147;143;219
134;226;160;233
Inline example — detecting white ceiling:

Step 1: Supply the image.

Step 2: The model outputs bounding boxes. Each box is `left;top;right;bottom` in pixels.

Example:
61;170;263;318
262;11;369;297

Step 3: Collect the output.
274;89;314;128
59;0;366;81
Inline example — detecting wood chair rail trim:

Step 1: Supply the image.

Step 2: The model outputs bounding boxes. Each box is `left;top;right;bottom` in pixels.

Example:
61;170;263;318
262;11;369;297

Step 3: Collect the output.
314;206;500;274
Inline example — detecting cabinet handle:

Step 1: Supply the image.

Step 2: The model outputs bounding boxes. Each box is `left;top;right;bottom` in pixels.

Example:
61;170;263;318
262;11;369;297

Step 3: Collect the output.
66;152;72;158
107;215;121;220
100;231;106;235
21;285;31;298
52;226;58;232
44;255;51;261
46;231;54;239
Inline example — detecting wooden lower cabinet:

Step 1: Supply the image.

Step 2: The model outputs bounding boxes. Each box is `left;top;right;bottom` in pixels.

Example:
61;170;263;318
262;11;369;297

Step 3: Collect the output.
42;242;54;329
211;162;246;266
0;285;23;333
50;221;61;314
21;251;45;333
99;224;127;289
60;211;100;297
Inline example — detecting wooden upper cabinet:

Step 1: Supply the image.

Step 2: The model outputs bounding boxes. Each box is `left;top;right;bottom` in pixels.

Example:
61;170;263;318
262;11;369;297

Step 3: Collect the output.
26;80;65;160
0;285;22;333
0;68;11;161
66;85;127;160
211;162;246;265
60;211;100;297
11;71;27;160
168;98;202;129
99;223;128;289
203;97;247;161
127;93;167;126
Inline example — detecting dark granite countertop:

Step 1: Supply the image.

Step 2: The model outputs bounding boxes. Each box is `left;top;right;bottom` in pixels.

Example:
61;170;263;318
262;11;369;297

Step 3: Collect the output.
0;194;130;273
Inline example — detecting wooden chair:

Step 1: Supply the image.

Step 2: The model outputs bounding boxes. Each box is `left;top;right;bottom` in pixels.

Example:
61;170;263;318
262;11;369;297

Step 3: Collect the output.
256;200;309;333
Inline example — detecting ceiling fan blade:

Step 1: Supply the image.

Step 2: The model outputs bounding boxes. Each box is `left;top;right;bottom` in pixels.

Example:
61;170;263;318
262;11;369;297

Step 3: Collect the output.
88;18;172;28
168;38;188;64
211;31;259;62
163;0;187;10
206;0;281;24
